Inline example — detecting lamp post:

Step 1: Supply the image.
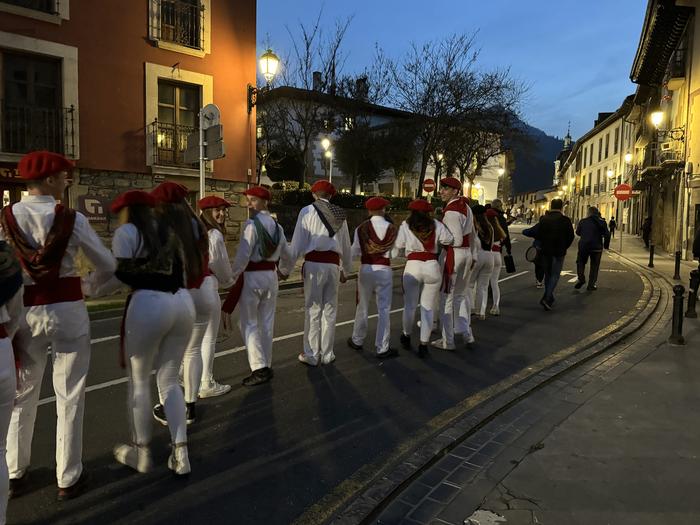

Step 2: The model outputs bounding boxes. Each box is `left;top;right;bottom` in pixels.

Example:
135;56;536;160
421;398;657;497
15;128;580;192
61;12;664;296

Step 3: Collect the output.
248;49;280;114
321;137;333;182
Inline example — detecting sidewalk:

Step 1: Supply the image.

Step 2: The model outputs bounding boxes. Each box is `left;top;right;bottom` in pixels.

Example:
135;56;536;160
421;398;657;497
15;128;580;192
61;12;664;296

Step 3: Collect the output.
371;236;700;525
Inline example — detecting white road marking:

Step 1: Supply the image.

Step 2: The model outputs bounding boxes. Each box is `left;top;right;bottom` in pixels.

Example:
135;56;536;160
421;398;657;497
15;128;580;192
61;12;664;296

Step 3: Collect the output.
39;271;530;405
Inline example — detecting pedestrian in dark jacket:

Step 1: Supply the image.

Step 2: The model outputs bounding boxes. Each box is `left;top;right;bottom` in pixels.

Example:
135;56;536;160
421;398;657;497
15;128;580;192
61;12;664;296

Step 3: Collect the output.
533;199;575;310
490;199;512;255
642;217;652;248
608;217;617;238
574;207;610;291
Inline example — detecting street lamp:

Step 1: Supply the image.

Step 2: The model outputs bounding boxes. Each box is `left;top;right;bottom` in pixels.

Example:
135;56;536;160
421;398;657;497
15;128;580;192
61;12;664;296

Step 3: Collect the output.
248;48;280;114
624;152;633;164
497;167;505;176
606;168;614;178
650;110;664;129
322;138;333;182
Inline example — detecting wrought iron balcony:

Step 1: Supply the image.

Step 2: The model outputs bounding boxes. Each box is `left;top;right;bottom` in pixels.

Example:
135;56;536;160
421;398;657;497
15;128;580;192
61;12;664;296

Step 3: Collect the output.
155;0;203;50
149;119;196;167
0;0;56;13
0;100;75;157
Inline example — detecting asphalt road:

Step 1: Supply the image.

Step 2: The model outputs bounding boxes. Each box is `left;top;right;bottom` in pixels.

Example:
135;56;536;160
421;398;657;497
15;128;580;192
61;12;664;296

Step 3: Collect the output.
7;226;644;525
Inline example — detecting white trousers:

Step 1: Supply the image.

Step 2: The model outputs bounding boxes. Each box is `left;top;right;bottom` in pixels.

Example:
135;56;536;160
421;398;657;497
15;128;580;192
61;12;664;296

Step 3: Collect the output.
200;275;222;386
238;270;278;371
126;289;194;446
402;260;442;344
470;251;495;316
0;341;16;525
440;249;473;345
302;261;340;361
351;266;393;353
183;278;219;403
8;300;91;488
490;252;503;309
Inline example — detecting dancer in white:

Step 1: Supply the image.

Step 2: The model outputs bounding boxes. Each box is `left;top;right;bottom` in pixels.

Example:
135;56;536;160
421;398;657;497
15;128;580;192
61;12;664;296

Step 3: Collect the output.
469;205;496;320
347;197;399;358
222;186;292;385
486;208;507;316
99;190;195;476
432;177;478;350
197;196;235;397
289;180;352;366
0;151;116;501
393;199;453;358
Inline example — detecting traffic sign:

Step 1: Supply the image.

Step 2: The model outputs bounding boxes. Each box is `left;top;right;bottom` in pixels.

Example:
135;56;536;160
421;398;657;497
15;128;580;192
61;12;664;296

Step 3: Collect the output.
423;178;436;193
614;183;633;201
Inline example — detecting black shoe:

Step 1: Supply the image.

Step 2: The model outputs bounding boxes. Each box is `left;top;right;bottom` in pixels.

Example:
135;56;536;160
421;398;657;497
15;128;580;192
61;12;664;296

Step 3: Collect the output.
242;368;272;387
153;404;167;426
418;344;428;359
347;337;363;351
9;473;29;499
57;471;89;502
574;279;585;289
539;298;553;311
377;348;399;359
400;334;411;350
587;284;597;291
186;402;196;425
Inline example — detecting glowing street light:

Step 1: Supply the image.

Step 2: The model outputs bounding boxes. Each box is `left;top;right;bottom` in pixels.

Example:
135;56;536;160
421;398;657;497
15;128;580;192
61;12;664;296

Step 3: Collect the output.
650;110;664;129
606;169;614;178
624;152;633;164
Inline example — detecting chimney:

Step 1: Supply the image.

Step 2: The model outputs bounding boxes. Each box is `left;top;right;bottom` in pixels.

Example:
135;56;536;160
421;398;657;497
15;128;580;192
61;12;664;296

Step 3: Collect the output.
312;71;322;92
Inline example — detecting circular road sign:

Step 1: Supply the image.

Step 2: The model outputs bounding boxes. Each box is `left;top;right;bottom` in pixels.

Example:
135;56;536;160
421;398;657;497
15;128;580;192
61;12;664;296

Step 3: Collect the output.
614;183;633;201
423;179;436;193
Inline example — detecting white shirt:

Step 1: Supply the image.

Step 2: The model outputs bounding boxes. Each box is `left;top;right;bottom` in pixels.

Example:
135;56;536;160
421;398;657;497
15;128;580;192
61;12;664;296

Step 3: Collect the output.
391;219;453;258
442;198;478;258
231;210;294;284
207;228;234;288
0;195;116;289
351;215;394;271
289;199;353;274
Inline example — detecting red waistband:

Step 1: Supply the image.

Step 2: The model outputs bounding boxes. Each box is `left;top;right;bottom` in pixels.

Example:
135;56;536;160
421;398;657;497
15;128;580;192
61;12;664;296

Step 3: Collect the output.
305;250;340;265
492;245;502;252
24;276;83;307
407;252;438;262
246;261;277;272
361;254;391;266
0;325;7;339
460;235;470;247
187;268;212;290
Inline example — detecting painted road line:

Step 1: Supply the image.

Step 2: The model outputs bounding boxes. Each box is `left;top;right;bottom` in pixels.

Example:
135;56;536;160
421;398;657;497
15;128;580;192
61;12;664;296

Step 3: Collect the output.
37;271;533;405
90;335;120;344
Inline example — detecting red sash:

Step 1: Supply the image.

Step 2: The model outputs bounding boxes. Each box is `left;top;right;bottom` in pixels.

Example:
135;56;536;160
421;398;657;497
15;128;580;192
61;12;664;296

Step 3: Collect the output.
407;252;438;262
492;244;502;253
221;261;277;314
441;199;472;293
361;254;390;266
459;235;470;248
304;250;340;265
23;276;83;306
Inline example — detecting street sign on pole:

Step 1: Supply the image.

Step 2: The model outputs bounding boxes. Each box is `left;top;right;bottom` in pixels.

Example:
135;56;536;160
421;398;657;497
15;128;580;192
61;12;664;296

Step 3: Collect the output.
614;183;633;201
183;104;225;198
423;179;436;193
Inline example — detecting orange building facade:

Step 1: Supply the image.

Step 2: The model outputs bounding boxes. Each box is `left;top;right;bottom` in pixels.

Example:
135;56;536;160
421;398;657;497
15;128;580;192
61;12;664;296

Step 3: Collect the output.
0;0;256;236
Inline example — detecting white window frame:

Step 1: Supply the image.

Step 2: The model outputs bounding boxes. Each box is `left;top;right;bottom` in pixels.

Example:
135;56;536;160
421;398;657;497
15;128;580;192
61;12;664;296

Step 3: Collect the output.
0;0;69;24
148;0;211;58
145;62;213;176
0;30;79;163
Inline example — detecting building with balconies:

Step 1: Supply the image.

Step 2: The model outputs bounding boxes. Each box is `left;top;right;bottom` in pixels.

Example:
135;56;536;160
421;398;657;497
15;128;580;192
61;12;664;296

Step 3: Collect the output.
0;0;256;239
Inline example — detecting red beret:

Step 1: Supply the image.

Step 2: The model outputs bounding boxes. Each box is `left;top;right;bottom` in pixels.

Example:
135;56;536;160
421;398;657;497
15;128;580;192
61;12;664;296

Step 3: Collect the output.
408;199;433;213
151;181;189;203
440;177;462;191
110;190;156;214
243;186;271;201
311;180;336;196
485;208;499;218
198;196;232;210
365;197;390;211
18;151;74;181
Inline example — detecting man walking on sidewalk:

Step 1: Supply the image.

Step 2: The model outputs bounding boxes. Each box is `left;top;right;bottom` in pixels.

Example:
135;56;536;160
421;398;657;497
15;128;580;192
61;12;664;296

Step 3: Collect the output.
608;216;617;238
574;206;610;291
528;199;574;311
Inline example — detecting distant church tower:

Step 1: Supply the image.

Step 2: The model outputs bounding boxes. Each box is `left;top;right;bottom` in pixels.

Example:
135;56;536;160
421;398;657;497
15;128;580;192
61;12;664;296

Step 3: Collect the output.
554;122;573;185
563;121;573;150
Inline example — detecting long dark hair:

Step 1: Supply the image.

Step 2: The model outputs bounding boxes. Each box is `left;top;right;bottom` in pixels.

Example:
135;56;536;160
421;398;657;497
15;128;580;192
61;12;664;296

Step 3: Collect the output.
128;204;160;256
407;210;434;233
200;208;225;235
156;201;208;284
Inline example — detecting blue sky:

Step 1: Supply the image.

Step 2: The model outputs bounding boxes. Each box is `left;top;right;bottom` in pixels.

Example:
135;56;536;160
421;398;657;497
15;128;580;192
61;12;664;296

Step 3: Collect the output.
258;0;646;140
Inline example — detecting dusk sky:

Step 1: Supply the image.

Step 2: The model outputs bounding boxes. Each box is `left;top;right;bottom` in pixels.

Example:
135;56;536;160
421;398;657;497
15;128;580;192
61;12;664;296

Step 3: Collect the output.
258;0;647;141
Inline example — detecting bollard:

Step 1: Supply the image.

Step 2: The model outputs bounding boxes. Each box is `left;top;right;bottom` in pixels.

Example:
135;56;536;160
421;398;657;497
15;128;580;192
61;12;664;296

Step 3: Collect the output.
669;285;686;345
648;244;655;268
673;251;682;280
686;269;700;319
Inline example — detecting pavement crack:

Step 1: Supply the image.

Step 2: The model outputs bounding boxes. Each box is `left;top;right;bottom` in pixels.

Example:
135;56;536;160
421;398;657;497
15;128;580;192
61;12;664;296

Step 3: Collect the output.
499;481;542;509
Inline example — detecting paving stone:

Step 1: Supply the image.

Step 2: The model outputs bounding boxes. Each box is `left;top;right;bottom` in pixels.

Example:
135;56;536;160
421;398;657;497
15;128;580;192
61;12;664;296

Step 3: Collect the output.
399;482;434;506
464;451;492;468
437;478;497;524
427;483;461;504
408;498;446;524
451;444;480;459
434;453;463;473
416;468;450;488
445;465;479;486
376;499;414;524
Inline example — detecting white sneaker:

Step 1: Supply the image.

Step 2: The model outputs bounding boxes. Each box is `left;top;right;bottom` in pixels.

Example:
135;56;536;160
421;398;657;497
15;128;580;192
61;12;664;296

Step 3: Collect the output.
168;442;191;476
199;380;232;399
114;443;153;474
477;314;486;321
321;353;336;365
536;281;544;289
465;333;476;344
490;306;500;316
430;338;456;351
298;353;319;367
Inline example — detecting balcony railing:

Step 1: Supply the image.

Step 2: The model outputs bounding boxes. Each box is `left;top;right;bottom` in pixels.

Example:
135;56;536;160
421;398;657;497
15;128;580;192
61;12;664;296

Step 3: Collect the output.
670;47;687;79
1;0;57;13
0;100;75;157
150;119;196;167
155;0;203;50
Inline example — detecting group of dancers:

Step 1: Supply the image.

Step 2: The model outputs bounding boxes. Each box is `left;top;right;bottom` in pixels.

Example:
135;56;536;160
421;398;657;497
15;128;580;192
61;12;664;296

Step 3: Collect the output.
0;151;510;523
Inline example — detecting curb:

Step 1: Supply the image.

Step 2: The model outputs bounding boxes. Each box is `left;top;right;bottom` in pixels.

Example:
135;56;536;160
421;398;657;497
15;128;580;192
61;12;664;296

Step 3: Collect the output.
324;256;662;525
